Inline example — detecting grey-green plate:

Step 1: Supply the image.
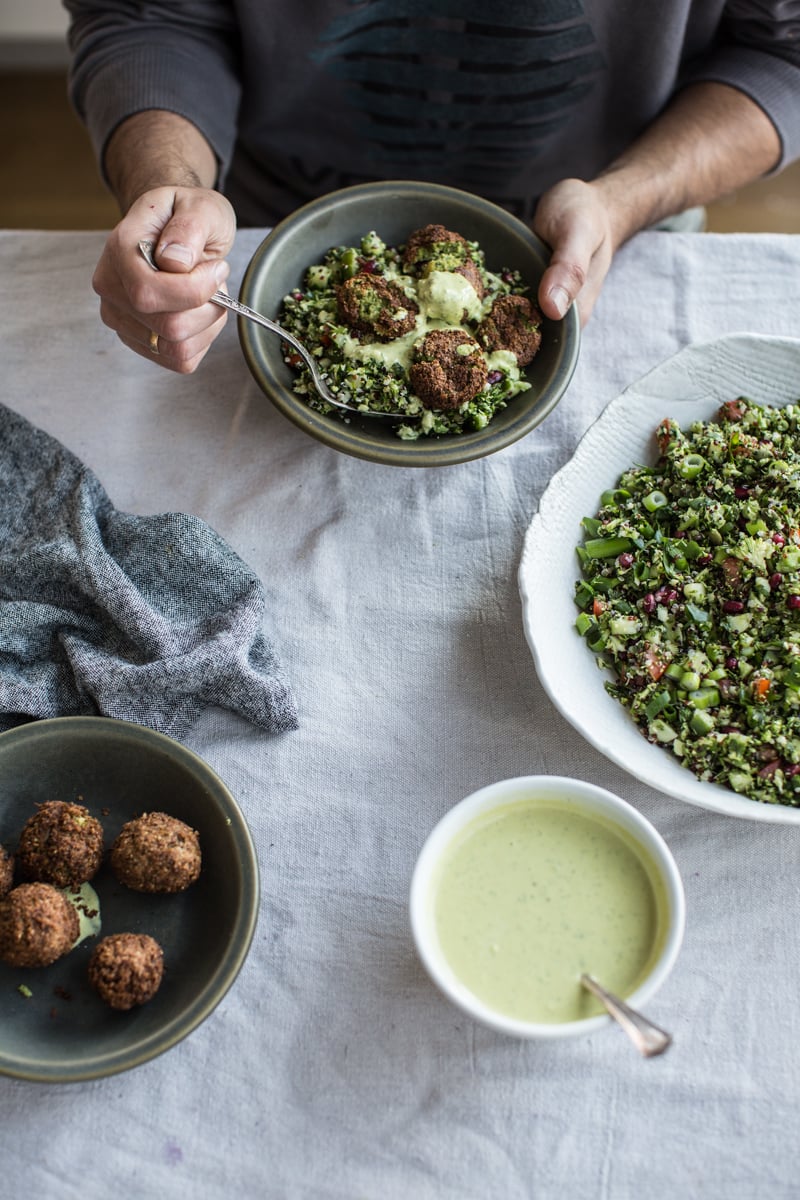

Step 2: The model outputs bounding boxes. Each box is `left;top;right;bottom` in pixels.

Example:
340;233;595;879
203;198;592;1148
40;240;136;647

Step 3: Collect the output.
0;717;259;1082
239;180;580;467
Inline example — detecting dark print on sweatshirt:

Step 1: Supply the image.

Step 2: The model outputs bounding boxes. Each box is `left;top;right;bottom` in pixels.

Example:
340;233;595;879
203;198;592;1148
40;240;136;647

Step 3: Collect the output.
311;0;603;216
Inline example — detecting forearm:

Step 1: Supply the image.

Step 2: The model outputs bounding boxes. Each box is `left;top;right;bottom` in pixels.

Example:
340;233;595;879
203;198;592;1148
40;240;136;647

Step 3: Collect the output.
533;80;783;324
593;81;782;251
104;110;219;214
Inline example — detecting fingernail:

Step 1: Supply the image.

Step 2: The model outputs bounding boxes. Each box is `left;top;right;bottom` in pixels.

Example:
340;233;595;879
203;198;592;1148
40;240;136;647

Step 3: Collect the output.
547;286;571;319
213;260;229;284
158;241;194;268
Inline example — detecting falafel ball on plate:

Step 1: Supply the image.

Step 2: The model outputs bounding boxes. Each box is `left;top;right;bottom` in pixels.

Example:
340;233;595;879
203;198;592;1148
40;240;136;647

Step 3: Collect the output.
0;882;79;967
111;812;201;894
17;800;104;889
336;272;418;342
0;845;14;898
88;932;164;1010
476;293;543;367
409;329;489;411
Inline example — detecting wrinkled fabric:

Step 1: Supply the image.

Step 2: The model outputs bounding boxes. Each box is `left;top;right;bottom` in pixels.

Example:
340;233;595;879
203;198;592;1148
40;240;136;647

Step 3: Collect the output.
0;403;297;738
4;229;800;1200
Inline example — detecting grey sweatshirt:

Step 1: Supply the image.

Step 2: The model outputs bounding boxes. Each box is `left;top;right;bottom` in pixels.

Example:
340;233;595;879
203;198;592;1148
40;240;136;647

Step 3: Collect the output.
65;0;800;226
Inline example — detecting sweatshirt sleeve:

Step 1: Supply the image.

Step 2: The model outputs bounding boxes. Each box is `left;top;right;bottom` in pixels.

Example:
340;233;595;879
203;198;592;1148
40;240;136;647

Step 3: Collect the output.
678;1;800;168
64;0;243;184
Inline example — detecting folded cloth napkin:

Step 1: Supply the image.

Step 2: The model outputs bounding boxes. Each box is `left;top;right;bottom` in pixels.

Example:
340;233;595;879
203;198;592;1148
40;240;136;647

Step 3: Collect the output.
0;403;298;739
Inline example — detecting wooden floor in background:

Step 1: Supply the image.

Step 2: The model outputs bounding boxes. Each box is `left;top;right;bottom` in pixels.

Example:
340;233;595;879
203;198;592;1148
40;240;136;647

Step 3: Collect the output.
1;68;799;233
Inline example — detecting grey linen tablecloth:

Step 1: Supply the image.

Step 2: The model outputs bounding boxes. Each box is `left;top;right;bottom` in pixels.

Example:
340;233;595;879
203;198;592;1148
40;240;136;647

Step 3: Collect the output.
0;401;297;738
1;228;800;1200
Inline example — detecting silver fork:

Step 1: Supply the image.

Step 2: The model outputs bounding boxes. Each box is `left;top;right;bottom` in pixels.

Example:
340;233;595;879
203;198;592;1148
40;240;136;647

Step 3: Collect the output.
138;240;408;419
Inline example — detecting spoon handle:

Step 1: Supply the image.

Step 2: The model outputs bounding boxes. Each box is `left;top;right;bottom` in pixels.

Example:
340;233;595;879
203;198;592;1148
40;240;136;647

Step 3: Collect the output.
580;973;672;1058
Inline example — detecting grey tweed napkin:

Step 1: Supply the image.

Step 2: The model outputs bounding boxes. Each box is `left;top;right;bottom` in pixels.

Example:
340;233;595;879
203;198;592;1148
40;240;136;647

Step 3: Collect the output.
0;403;298;739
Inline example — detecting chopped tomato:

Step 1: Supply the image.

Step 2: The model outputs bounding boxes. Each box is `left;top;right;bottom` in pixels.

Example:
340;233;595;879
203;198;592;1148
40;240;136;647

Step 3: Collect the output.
719;399;745;422
656;419;675;453
644;645;668;681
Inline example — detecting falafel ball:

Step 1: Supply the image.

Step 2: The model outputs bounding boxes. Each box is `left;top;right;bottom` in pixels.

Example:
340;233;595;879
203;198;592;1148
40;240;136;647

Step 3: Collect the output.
111;812;201;894
409;329;489;411
336;273;418;341
88;932;164;1010
402;224;485;300
17;800;104;889
0;882;79;967
452;258;486;303
476;293;543;367
0;845;14;898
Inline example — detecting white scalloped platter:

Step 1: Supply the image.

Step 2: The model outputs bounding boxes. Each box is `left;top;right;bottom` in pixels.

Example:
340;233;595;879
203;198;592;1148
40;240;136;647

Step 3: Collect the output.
519;334;800;823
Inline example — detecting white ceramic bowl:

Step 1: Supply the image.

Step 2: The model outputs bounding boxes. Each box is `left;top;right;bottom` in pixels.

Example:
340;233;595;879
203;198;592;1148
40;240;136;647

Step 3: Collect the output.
409;775;685;1040
520;334;800;822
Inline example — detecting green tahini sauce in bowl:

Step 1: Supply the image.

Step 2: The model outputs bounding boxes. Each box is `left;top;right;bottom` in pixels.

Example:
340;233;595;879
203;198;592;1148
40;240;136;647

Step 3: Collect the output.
410;776;684;1040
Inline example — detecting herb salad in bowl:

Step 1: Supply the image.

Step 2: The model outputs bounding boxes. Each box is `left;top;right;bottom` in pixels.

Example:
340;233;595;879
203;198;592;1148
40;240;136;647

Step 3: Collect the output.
574;398;800;808
238;181;580;468
520;333;800;823
277;224;539;439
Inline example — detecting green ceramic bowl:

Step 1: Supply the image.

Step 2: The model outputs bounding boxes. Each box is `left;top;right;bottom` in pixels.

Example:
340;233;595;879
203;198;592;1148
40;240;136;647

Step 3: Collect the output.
0;717;258;1083
239;181;580;467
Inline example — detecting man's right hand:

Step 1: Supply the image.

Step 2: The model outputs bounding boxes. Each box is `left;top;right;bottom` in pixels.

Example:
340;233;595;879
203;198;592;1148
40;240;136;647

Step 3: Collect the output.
92;185;237;373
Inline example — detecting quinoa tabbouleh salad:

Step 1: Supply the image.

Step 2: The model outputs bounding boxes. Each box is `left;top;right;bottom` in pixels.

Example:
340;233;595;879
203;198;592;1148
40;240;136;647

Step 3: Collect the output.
574;398;800;807
278;223;542;439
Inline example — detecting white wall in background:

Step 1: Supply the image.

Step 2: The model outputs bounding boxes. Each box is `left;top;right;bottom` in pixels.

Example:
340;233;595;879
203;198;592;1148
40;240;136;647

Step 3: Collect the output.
0;1;69;40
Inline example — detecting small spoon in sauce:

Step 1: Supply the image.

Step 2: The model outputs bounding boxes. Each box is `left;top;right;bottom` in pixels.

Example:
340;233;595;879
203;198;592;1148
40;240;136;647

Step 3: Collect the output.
138;240;410;420
581;973;672;1057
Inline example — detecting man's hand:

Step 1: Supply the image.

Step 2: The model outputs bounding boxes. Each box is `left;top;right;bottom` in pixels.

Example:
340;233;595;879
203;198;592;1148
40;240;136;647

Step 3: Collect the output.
92;186;237;373
532;83;781;328
532;179;616;327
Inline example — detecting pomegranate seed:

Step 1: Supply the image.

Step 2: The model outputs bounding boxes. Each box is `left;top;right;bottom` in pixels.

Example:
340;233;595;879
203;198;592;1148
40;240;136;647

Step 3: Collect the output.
654;586;678;603
725;656;738;670
773;534;786;546
734;486;751;498
641;593;656;614
722;600;745;613
769;573;782;590
617;552;634;568
786;764;800;778
788;595;800;609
